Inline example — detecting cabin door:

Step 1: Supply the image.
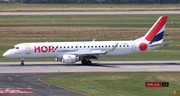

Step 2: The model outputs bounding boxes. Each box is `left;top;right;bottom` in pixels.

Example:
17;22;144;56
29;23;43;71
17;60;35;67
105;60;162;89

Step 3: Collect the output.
131;42;136;51
25;44;31;54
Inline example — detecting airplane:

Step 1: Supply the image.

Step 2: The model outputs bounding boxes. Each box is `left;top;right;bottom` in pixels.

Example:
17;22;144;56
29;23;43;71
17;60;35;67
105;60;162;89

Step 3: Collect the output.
3;16;171;66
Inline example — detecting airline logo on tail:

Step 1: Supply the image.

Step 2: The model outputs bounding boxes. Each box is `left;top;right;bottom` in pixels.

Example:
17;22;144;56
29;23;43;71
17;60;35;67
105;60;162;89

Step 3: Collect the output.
144;16;167;44
137;16;167;51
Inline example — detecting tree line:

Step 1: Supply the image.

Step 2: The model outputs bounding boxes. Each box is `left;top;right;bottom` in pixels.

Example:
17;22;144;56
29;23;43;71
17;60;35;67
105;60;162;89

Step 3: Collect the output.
15;0;180;4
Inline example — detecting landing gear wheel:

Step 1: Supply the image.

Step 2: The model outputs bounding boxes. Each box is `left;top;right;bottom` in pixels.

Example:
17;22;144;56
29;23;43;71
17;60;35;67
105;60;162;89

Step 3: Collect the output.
21;60;24;66
87;61;92;65
20;58;25;66
21;62;24;66
81;60;87;65
81;60;92;65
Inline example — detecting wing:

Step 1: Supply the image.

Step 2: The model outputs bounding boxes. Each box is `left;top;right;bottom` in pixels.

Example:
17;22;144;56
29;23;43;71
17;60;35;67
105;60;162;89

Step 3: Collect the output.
66;43;118;59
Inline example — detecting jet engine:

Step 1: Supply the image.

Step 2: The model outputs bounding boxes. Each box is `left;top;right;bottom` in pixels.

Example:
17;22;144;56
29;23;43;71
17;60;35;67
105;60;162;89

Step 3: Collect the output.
62;55;79;63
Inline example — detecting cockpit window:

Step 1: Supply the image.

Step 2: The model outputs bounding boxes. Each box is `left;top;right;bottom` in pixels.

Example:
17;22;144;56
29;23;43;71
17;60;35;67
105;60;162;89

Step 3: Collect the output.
11;46;15;49
10;46;19;49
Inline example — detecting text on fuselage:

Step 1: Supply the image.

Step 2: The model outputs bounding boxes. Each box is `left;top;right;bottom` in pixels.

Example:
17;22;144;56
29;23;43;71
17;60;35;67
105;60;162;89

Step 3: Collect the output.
34;45;58;52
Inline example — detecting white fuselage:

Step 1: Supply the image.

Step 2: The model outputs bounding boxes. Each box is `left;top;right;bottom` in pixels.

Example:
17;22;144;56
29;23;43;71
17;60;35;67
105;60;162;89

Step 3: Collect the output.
3;40;160;59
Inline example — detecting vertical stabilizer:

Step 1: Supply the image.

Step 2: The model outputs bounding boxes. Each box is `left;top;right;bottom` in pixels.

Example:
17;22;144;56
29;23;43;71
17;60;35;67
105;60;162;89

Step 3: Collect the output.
135;16;167;44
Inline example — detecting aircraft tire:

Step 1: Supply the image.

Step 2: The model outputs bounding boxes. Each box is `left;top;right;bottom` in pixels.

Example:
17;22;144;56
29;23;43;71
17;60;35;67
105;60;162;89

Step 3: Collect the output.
21;60;24;66
21;62;24;66
81;60;87;65
87;61;92;65
81;60;92;65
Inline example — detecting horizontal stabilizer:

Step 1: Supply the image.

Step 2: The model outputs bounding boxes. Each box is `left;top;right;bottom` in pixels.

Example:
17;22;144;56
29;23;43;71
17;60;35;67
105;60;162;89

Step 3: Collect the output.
149;41;171;47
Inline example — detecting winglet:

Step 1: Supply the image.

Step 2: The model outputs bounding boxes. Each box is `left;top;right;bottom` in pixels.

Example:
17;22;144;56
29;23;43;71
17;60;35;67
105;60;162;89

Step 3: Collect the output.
107;43;118;52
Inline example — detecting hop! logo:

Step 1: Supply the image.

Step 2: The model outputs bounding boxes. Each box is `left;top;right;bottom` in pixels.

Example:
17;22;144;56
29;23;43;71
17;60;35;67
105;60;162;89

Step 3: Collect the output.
34;45;58;53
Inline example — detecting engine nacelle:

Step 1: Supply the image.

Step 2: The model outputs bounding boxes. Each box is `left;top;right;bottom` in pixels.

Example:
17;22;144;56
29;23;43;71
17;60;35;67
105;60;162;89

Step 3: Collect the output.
62;55;79;63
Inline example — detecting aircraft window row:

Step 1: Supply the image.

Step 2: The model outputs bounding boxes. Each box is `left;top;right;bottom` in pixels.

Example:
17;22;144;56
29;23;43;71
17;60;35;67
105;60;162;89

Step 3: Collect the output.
59;45;129;48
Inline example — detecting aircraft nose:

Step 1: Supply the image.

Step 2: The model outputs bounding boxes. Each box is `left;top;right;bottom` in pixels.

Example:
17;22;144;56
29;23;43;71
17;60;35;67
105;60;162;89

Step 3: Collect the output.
3;51;10;58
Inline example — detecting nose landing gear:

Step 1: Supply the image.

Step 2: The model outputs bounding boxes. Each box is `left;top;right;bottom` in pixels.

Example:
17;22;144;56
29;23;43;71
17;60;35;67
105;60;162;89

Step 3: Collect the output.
20;58;24;66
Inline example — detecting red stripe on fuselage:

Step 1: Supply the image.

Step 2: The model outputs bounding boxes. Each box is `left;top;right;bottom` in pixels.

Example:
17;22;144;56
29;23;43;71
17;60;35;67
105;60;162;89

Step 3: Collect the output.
145;16;167;41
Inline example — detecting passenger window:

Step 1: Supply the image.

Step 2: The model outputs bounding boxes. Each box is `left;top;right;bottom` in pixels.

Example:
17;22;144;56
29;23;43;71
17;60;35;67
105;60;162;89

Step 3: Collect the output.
71;46;73;48
16;47;19;49
64;46;66;48
91;46;93;48
60;46;62;48
84;46;86;48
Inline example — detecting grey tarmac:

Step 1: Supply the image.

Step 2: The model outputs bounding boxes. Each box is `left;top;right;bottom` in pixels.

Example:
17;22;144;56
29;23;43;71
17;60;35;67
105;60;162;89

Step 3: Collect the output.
0;61;180;73
0;61;179;96
0;73;87;96
0;11;180;15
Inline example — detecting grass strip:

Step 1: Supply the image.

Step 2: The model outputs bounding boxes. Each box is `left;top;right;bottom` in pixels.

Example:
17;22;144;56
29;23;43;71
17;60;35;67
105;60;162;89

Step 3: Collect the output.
41;72;180;96
0;15;179;28
1;4;180;12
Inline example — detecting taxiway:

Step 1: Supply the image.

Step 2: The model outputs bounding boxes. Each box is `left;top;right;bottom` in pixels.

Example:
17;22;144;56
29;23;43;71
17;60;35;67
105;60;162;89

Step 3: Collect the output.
0;61;179;96
0;61;180;73
0;73;86;96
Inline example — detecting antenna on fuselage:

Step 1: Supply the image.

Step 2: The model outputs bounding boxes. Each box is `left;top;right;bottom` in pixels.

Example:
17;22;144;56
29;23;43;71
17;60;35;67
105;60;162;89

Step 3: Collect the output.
92;39;96;42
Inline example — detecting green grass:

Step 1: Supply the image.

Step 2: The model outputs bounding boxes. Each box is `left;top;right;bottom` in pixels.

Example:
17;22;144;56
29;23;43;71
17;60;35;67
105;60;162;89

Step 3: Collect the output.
41;72;180;96
0;4;180;8
0;15;179;27
0;4;180;11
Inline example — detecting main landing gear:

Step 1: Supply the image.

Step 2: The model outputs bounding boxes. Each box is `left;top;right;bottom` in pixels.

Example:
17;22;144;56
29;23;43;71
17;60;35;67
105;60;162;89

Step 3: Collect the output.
20;58;24;66
81;59;92;65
